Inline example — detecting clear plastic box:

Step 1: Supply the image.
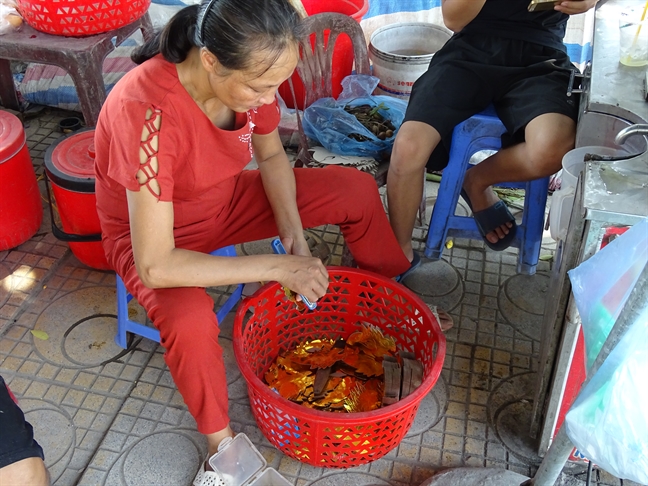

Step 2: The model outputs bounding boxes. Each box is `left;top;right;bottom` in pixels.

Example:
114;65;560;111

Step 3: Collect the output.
208;434;291;486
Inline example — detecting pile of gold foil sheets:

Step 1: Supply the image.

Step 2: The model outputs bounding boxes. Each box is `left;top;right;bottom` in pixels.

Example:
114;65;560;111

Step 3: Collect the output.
264;325;421;413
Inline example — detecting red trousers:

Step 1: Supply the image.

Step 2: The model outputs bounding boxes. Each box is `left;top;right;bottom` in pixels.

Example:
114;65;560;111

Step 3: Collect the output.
121;166;410;434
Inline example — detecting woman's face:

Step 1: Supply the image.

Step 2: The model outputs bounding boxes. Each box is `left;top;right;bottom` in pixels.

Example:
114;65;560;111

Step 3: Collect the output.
208;45;299;113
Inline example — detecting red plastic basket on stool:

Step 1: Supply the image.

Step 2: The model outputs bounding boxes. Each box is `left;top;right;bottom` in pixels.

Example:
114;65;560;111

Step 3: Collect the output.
233;267;446;468
16;0;151;36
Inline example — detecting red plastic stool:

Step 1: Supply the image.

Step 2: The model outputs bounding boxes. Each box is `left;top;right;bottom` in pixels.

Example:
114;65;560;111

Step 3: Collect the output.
0;14;152;126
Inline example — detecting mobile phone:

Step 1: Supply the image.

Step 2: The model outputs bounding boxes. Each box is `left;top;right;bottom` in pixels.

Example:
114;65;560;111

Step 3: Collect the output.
528;0;559;12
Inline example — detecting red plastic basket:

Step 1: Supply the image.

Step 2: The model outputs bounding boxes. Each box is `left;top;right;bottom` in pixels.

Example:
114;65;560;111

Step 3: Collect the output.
233;267;446;468
16;0;151;37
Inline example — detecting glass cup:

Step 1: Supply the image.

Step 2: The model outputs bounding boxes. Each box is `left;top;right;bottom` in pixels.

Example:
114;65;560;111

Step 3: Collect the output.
619;9;648;67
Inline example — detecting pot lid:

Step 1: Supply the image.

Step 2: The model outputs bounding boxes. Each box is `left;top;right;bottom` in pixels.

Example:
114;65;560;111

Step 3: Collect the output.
0;110;26;163
45;129;96;191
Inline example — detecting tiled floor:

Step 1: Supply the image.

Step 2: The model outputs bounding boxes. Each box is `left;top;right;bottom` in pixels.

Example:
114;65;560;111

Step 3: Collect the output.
0;107;641;486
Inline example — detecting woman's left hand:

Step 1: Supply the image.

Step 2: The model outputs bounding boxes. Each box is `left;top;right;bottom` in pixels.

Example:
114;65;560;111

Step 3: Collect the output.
280;235;311;258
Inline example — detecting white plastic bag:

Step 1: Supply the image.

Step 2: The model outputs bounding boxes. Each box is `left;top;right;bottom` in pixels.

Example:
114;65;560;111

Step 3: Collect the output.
564;315;648;484
0;0;22;35
568;218;648;370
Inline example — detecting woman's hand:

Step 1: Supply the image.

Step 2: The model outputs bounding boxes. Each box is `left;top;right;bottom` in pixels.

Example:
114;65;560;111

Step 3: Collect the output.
277;254;329;304
280;234;311;258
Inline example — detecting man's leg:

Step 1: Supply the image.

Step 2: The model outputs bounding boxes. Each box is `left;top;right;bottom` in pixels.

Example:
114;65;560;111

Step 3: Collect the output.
462;112;576;244
387;121;443;261
0;377;50;486
0;457;50;486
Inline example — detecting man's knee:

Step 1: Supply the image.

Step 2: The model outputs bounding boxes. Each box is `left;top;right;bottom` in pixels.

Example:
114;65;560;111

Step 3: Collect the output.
0;457;50;486
390;121;441;175
526;115;576;175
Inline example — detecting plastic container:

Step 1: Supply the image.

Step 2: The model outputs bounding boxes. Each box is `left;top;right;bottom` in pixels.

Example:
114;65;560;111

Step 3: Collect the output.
16;0;151;37
549;146;626;241
277;0;370;109
369;23;452;99
0;110;43;251
208;434;291;486
44;129;110;270
233;267;446;468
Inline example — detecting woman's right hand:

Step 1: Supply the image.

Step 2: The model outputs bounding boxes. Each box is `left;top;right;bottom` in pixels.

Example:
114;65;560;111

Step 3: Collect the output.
277;255;329;304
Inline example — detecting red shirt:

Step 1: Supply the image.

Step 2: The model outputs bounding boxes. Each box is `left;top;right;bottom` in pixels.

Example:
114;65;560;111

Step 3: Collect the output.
94;55;280;273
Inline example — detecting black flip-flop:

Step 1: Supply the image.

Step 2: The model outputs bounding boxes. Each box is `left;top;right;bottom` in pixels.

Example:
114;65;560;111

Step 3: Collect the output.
460;189;517;251
395;251;421;283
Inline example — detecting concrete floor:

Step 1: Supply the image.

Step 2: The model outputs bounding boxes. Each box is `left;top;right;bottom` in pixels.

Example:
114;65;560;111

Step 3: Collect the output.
0;107;641;486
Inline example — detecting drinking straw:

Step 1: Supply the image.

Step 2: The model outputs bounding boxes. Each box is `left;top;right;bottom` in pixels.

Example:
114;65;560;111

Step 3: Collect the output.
632;0;648;46
621;0;648;64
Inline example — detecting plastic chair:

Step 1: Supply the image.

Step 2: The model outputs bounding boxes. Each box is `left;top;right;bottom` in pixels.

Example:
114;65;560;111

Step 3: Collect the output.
114;245;244;348
0;14;153;126
290;12;371;167
424;106;549;275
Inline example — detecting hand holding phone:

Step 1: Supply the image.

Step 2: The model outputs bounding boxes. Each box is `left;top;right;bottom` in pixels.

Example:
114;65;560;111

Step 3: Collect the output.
528;0;559;12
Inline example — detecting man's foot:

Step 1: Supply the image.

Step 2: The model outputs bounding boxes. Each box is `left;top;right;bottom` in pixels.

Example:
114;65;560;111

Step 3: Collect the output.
460;188;517;251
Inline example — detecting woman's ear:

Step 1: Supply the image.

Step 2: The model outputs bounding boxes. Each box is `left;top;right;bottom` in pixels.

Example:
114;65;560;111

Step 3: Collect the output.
199;48;219;73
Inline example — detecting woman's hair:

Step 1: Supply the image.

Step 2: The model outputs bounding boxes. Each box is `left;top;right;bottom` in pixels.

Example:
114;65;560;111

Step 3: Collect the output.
132;0;302;72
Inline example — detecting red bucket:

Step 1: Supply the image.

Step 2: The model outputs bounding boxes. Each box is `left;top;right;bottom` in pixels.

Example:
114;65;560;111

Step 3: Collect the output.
0;111;43;251
234;267;446;468
278;0;370;109
44;129;110;270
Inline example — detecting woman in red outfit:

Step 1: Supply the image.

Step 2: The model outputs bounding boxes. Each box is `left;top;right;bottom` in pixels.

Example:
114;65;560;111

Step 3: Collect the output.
94;0;412;481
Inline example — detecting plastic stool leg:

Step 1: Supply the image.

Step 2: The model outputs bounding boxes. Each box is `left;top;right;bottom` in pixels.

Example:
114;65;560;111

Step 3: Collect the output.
516;177;549;275
115;275;130;348
115;274;161;348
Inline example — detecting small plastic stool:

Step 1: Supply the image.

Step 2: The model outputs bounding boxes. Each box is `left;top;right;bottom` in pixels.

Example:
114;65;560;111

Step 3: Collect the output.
115;245;244;348
0;15;152;126
425;106;549;275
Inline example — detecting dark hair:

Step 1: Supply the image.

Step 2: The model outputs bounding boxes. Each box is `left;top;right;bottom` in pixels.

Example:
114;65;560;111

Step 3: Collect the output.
132;0;302;71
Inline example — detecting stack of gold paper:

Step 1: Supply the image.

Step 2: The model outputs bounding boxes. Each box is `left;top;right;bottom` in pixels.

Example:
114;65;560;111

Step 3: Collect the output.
265;324;412;413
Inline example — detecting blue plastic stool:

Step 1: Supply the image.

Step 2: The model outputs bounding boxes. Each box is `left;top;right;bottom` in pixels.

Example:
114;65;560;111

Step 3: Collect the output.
424;107;549;275
115;245;244;348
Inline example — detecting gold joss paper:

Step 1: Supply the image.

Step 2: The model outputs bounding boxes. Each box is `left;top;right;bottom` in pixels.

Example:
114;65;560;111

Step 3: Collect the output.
264;324;399;413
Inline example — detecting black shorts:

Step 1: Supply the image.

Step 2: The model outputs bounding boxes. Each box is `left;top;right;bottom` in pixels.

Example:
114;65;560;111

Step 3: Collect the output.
405;33;579;171
0;376;44;469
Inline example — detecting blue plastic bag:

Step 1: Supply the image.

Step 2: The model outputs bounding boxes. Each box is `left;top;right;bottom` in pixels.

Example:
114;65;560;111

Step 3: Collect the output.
302;74;408;159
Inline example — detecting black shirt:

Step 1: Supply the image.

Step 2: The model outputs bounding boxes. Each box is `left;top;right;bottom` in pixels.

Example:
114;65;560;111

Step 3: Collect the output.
459;0;569;51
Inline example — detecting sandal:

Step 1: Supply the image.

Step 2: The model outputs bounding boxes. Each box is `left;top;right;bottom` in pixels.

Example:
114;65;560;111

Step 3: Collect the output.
427;304;454;332
395;251;421;283
460;189;517;251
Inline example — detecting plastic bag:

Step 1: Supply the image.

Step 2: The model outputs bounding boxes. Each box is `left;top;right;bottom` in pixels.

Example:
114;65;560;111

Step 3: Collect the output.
568;217;648;371
302;74;408;159
564;315;648;484
0;0;22;35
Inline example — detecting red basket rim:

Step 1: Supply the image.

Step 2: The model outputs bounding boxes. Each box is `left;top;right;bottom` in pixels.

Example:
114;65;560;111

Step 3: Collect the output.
233;266;446;421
